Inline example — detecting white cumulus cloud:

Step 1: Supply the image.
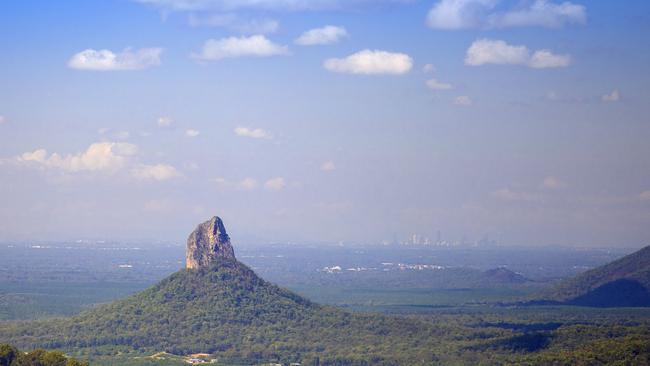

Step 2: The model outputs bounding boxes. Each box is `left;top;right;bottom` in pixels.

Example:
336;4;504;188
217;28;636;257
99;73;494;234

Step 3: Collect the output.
528;49;571;68
427;0;586;30
264;177;286;191
324;49;413;75
68;48;162;71
132;164;181;181
426;78;453;90
465;39;530;66
234;127;272;139
18;149;48;164
295;25;348;45
465;39;570;69
191;35;288;61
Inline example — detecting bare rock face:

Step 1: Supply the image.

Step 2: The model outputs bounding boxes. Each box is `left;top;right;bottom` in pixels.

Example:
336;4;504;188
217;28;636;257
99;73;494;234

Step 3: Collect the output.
186;216;236;269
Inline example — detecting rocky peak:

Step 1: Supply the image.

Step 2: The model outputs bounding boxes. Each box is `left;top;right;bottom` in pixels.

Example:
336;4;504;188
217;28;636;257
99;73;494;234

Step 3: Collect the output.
186;216;236;269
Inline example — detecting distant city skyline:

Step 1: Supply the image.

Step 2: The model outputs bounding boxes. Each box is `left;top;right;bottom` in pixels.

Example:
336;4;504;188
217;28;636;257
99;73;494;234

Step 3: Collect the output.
1;1;649;247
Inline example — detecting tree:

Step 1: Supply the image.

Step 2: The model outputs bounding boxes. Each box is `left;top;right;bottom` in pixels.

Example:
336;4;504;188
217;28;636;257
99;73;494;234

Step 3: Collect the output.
0;344;18;366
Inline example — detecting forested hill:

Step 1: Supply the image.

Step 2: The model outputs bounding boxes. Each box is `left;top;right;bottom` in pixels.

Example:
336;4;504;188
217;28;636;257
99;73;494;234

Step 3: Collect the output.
0;258;443;365
0;216;451;365
541;245;650;307
2;253;650;364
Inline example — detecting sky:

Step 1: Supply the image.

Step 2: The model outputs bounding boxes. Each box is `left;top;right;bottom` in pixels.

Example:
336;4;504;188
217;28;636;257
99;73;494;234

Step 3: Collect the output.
0;0;649;247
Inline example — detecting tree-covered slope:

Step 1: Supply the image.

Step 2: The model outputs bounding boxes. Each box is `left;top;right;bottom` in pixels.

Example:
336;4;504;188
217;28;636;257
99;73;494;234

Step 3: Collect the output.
0;343;88;366
0;258;442;365
541;245;650;307
3;257;650;365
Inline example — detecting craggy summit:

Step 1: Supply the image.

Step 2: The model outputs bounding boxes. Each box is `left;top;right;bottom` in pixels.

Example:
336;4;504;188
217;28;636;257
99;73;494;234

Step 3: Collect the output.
185;216;236;269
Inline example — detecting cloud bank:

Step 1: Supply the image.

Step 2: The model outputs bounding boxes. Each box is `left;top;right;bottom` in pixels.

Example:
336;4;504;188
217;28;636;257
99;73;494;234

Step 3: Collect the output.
16;142;180;181
18;142;137;173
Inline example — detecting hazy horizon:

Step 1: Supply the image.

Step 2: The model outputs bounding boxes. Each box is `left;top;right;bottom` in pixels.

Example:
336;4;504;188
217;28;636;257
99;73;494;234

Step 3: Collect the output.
1;0;649;247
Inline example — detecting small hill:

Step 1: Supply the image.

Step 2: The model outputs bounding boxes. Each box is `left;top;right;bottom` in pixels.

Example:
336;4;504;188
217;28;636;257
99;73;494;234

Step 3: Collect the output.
59;258;318;353
482;267;527;284
540;245;650;307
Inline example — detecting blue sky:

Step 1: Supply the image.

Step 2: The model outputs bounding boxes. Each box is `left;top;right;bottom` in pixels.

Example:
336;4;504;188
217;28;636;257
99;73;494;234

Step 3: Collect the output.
1;0;649;247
